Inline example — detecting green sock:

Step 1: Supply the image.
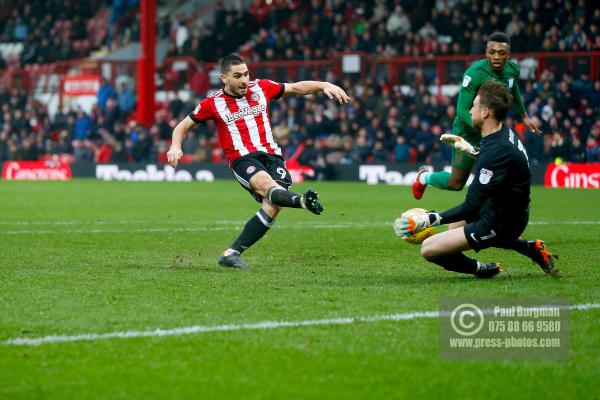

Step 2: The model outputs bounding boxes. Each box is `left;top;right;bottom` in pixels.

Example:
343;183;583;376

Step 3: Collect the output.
426;171;451;189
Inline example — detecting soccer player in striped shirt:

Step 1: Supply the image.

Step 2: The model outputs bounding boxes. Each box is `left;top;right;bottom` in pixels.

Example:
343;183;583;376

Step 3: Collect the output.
167;54;350;268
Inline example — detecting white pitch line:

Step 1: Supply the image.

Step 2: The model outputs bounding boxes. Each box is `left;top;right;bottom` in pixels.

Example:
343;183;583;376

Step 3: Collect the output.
4;303;600;347
0;227;231;235
0;220;248;226
0;224;379;235
1;220;599;235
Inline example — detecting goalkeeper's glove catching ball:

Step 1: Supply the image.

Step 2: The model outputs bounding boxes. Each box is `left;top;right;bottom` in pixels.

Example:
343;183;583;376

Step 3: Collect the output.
394;211;442;239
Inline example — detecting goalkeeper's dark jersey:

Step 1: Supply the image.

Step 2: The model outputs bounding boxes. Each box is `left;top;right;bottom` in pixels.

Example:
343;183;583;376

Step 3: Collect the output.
442;124;531;234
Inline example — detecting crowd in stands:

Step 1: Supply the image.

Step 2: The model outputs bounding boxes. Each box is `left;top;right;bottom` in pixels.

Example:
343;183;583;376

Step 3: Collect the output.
171;0;600;62
1;66;599;167
1;0;600;168
3;0;599;67
0;0;110;67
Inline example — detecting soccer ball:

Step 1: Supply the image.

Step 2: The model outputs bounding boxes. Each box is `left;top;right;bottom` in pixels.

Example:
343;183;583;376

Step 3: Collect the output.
394;208;436;244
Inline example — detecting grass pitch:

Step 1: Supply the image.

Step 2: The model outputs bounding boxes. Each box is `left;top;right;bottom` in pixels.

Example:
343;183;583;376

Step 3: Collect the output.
1;180;599;399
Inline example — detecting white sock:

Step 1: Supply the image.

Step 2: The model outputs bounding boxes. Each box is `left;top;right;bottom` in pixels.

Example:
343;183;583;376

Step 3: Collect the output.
223;248;237;256
419;172;430;185
299;195;306;209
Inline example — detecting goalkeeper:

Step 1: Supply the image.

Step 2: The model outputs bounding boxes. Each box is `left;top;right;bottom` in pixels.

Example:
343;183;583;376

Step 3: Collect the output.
412;32;542;200
397;81;558;279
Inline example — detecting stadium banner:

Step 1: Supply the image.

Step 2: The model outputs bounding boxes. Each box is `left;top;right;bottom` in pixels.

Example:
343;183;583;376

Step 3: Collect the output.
544;162;600;189
318;164;454;184
67;162;549;185
69;162;315;183
63;75;101;96
344;164;547;185
91;163;231;182
1;161;72;181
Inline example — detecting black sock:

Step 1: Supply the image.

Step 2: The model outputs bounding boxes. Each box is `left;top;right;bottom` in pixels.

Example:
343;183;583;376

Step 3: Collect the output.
230;209;274;254
267;187;303;208
500;238;530;257
430;253;478;274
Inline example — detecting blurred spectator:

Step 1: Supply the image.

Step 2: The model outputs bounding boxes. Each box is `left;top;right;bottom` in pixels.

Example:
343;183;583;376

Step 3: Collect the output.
97;78;117;112
394;136;410;163
72;139;93;162
74;111;94;140
386;6;411;36
117;82;136;117
190;64;210;98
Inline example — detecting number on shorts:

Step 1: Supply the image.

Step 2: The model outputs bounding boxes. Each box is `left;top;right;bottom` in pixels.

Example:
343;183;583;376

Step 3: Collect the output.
276;167;287;179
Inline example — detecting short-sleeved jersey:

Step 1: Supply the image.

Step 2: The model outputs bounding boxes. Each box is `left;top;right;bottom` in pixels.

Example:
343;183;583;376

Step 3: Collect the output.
189;79;285;163
453;59;525;142
465;123;531;231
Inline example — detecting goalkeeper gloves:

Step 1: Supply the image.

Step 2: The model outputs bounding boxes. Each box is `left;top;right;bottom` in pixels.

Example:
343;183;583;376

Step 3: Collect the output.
440;134;479;158
394;212;442;239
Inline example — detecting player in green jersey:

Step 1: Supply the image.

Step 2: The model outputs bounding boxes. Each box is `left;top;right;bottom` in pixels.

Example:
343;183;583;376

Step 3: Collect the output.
412;32;542;200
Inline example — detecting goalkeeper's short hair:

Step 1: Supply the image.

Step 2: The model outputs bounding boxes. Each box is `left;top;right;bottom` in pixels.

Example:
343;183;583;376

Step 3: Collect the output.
477;81;513;121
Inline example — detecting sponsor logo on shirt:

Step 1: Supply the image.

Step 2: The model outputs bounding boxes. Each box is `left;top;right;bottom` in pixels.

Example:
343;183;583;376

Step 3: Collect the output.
508;78;514;88
462;75;472;87
225;103;267;123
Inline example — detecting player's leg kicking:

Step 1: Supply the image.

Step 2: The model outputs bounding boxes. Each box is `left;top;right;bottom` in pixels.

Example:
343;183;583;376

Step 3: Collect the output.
219;155;323;269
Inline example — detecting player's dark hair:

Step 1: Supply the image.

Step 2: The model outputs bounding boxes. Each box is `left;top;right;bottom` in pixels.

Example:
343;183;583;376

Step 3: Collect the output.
477;80;513;121
221;54;246;73
487;32;510;46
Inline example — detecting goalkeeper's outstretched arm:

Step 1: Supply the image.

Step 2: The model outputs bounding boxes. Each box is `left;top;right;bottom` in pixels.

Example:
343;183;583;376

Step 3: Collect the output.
395;203;479;239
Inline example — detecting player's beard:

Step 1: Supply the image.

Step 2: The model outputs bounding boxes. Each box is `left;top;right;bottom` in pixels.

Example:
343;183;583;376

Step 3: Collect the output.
229;85;247;97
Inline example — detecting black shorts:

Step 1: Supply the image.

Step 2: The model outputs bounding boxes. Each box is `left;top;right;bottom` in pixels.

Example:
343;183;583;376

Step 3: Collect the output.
464;216;528;252
231;152;293;202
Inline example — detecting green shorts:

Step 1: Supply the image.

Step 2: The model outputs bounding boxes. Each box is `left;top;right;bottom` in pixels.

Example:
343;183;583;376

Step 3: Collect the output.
451;125;481;172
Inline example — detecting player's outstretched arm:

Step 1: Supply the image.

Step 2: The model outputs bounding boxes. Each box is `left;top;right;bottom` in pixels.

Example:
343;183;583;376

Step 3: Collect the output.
512;80;542;135
283;81;350;104
167;116;198;167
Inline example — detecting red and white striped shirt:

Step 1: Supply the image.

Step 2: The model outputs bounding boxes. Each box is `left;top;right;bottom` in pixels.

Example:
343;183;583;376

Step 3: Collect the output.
189;79;285;163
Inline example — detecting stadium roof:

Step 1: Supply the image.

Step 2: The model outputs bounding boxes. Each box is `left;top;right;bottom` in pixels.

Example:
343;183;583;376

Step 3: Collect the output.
101;39;170;64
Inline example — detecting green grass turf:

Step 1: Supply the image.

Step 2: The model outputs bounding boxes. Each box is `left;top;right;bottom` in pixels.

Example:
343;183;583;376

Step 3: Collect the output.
1;180;599;399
